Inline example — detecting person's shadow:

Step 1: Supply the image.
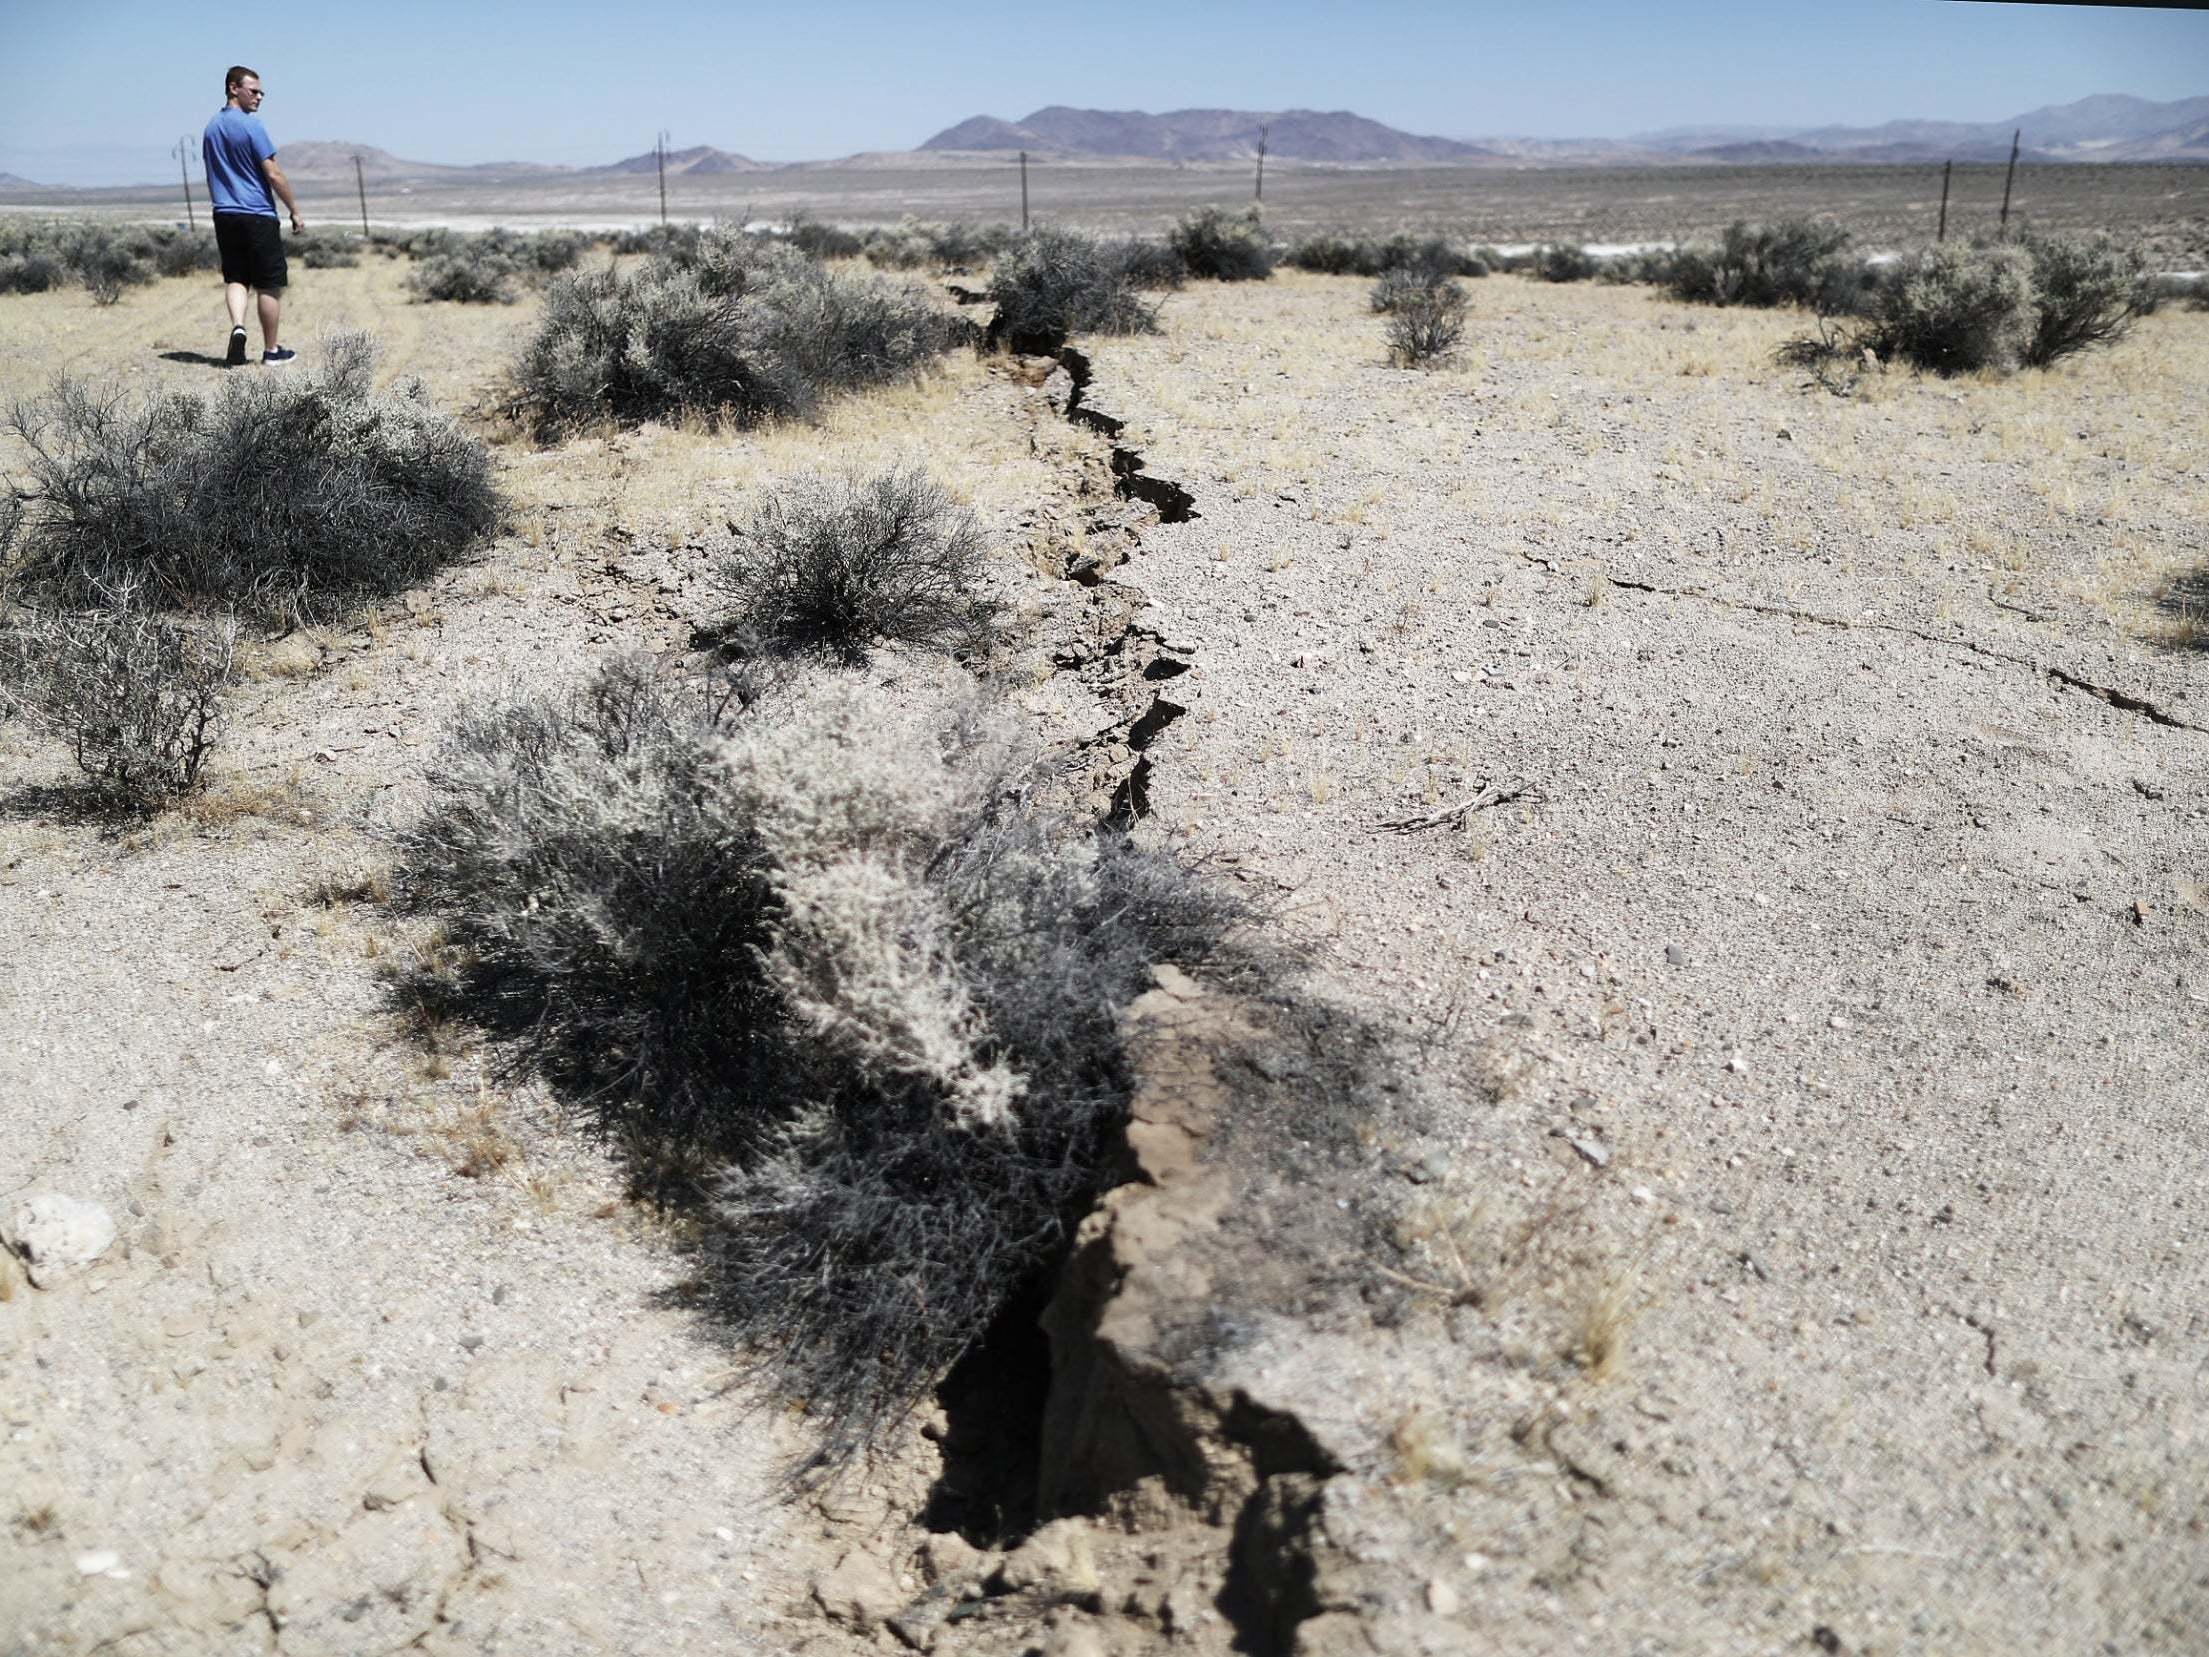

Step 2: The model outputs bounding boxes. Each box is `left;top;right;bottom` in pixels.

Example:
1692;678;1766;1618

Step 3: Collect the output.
156;349;230;368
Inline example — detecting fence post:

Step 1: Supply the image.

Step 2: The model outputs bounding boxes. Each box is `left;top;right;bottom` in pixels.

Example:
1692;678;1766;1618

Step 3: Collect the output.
1020;150;1029;231
657;131;669;227
174;137;196;230
1254;123;1268;203
354;154;370;237
1937;159;1951;243
1999;129;2020;235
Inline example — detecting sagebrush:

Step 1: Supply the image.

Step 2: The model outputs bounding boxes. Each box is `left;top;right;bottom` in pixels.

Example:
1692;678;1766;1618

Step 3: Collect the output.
5;331;501;624
395;663;1255;1463
0;578;238;800
1380;275;1468;367
513;231;963;431
721;468;998;665
1663;218;1860;310
1170;207;1275;282
985;227;1162;352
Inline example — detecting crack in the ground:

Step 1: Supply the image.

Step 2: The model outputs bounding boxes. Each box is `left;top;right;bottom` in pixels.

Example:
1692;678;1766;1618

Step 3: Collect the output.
1593;571;2201;732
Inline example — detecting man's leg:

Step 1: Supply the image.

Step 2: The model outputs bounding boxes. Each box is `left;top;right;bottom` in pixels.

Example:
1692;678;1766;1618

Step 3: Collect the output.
257;290;281;353
225;281;250;329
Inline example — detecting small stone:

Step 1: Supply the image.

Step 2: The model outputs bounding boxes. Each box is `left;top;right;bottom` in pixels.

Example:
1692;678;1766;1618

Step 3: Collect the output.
1828;1015;1852;1032
6;1194;117;1289
1425;1578;1462;1617
813;1550;903;1632
74;1550;121;1577
1725;1054;1747;1075
1664;944;1686;967
458;1333;485;1353
1039;1623;1110;1657
1569;1136;1610;1169
917;1532;981;1585
992;1518;1098;1602
1629;1186;1654;1204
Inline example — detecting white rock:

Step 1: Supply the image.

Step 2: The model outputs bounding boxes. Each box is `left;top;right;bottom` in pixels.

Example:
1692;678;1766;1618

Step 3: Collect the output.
1425;1577;1463;1616
74;1550;121;1576
6;1194;117;1288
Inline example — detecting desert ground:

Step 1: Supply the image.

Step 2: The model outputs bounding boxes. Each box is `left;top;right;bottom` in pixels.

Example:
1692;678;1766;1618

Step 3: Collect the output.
7;158;2207;263
2;224;2205;1657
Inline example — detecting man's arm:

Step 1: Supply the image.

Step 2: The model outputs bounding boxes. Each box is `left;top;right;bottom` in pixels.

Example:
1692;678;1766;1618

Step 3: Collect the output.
262;157;305;231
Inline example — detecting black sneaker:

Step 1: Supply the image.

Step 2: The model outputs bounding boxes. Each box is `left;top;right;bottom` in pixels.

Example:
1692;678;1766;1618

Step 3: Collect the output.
261;346;298;367
225;327;248;367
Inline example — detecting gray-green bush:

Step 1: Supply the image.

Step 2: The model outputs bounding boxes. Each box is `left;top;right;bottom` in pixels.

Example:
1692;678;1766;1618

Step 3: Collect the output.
2021;232;2150;367
6;332;501;625
1860;242;2036;374
406;248;517;304
394;662;1254;1463
514;231;964;431
0;579;239;800
720;468;998;665
1169;207;1275;282
984;227;1162;352
1533;243;1597;283
1381;278;1468;367
1663;219;1858;310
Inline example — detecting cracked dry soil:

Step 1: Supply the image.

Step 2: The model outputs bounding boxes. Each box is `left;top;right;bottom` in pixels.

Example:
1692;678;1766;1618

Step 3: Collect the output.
4;260;2207;1657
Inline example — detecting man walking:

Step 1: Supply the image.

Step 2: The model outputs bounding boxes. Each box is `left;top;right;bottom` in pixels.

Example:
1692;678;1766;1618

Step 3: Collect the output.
202;66;304;366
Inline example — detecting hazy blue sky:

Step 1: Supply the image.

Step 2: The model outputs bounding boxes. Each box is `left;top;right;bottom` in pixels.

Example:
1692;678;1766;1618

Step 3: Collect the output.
4;0;2205;183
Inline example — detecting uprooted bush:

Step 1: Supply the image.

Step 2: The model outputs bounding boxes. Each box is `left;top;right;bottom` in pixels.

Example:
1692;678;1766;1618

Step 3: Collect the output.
394;662;1256;1462
0;578;239;800
1663;218;1858;310
514;231;965;431
984;226;1162;352
1169;207;1275;282
6;332;501;624
719;468;998;665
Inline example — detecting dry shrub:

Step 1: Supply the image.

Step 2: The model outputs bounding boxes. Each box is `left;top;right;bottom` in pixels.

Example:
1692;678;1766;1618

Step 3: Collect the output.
1533;243;1596;283
985;227;1162;352
406;248;517;304
0;578;238;800
514;231;963;432
721;468;998;666
2021;232;2151;367
5;332;500;625
1379;274;1468;368
1169;207;1275;282
1662;218;1860;310
1291;233;1484;279
394;662;1255;1466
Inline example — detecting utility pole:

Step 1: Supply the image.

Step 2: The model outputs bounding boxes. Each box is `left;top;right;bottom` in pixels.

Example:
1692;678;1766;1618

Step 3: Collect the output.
354;154;370;237
1998;129;2020;235
173;137;196;230
1937;159;1952;243
656;130;670;227
1254;123;1268;203
1019;150;1029;231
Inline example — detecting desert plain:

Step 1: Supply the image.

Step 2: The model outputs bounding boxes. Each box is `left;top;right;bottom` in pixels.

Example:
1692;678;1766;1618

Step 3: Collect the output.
1;172;2206;1657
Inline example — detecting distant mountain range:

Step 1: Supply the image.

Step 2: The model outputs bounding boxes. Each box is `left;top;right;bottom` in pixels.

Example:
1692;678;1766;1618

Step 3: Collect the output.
921;107;1492;164
923;93;2209;166
1;92;2202;193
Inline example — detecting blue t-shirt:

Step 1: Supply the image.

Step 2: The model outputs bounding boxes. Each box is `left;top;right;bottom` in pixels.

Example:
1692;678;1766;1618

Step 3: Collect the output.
202;107;276;217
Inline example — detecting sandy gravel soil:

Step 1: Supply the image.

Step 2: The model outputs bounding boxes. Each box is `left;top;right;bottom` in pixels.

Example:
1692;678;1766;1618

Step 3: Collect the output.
1080;271;2208;1652
3;254;2205;1657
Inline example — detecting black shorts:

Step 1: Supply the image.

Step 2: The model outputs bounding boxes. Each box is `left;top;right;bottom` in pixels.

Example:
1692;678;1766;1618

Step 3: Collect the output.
213;213;287;291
